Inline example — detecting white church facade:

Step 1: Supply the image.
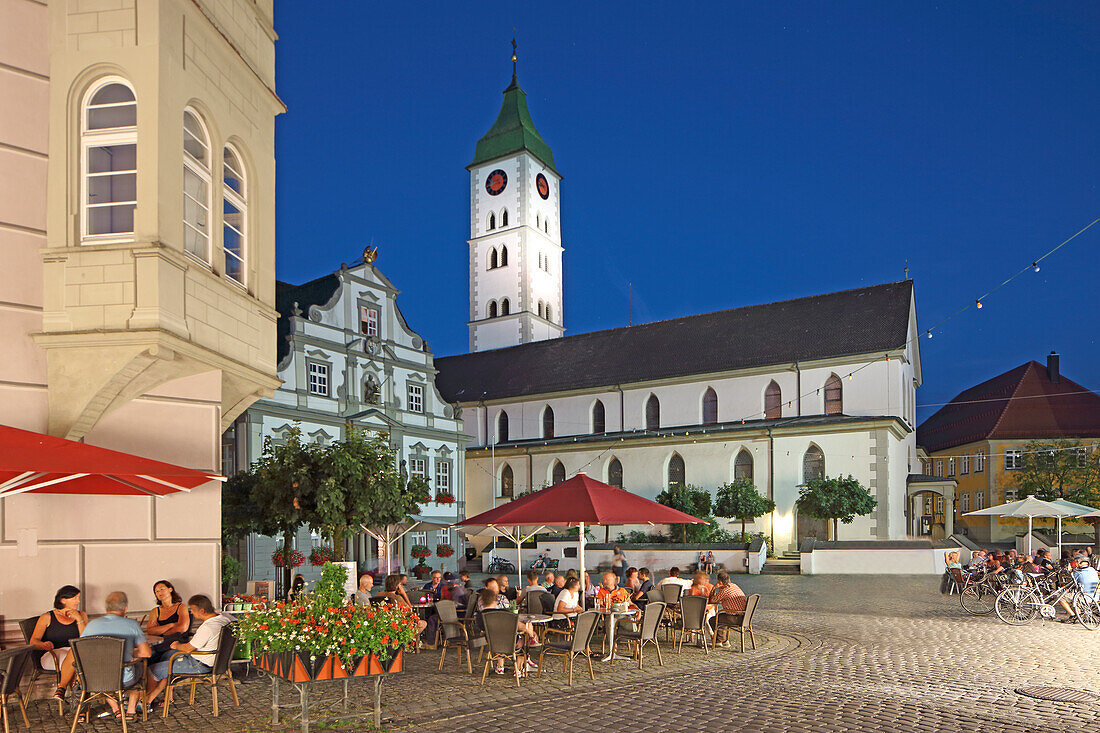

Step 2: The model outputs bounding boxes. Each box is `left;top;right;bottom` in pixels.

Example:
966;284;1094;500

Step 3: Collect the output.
435;56;926;553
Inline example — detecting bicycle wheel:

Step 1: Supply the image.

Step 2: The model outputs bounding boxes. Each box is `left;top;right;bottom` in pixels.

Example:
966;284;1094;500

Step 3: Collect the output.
961;585;996;615
1073;594;1100;631
995;586;1039;625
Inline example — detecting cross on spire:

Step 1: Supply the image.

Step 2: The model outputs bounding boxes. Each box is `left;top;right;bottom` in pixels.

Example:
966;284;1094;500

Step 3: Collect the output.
511;37;518;83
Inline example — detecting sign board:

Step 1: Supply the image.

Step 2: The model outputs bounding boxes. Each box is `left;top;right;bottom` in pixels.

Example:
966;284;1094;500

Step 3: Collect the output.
334;561;358;601
247;580;274;602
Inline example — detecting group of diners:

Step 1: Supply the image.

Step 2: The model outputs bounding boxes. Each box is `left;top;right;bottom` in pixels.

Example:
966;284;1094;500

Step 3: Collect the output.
26;581;231;721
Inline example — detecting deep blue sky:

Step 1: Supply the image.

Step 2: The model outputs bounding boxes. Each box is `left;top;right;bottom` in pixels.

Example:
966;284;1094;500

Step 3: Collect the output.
272;2;1099;423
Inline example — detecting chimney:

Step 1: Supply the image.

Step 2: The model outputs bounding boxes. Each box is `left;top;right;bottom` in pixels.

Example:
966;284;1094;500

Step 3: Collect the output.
1047;351;1060;384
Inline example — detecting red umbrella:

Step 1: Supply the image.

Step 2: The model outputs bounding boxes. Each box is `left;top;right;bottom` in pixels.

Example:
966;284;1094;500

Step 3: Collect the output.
455;473;706;594
0;424;220;498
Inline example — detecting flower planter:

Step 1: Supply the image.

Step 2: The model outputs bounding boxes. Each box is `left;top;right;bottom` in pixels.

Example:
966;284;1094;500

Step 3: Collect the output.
254;648;404;682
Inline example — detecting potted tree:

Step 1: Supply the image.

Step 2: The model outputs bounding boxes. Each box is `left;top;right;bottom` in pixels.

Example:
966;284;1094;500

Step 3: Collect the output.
714;479;776;541
410;544;433;578
795;475;877;541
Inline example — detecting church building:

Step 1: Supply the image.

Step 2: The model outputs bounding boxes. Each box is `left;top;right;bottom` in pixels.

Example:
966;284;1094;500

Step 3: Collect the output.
435;53;926;553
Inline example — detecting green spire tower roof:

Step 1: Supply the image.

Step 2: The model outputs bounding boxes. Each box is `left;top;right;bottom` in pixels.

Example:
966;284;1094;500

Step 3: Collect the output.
469;45;558;175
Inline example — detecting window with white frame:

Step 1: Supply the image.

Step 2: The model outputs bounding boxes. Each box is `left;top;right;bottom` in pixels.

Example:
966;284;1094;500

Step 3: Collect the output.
307;362;329;396
360;306;379;337
437;528;451;546
1004;487;1018;502
1076;447;1090;467
408;457;427;479
222;145;247;283
947;458;956;477
83;79;137;241
961;455;970;474
975;490;986;510
934;459;943;477
1004;449;1023;471
435;461;450;493
407;383;423;413
935;496;944;514
182;109;211;260
410;531;426;546
961;492;970;512
975;451;985;473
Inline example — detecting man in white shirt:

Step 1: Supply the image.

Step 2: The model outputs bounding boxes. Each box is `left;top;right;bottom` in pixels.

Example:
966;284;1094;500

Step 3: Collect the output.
145;595;231;707
657;567;693;590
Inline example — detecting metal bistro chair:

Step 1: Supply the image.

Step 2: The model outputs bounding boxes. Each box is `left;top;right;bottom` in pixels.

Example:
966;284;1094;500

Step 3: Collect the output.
479;611;526;687
674;594;711;654
947;567;968;595
18;617;64;715
161;624;238;719
660;584;684;640
435;600;476;674
538;611;599;685
615;601;666;669
69;636;147;732
1;646;33;733
646;588;664;604
712;593;760;652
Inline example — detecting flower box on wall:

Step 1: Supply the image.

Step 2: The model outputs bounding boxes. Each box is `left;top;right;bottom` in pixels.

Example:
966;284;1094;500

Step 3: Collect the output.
254;649;404;682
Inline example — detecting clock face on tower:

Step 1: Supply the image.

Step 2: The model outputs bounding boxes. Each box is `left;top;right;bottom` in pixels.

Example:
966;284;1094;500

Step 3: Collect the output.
536;173;549;200
485;169;507;196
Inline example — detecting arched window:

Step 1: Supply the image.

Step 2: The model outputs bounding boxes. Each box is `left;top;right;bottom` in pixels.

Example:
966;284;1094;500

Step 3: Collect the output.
702;387;718;424
552;460;566;485
544;220;549;233
542;405;555;439
667;453;685;489
222;145;247;283
501;209;508;227
83;79;137;240
500;463;514;498
734;449;753;481
181;109;211;260
488;212;496;230
592;399;606;434
545;304;553;322
497;410;509;443
803;445;825;483
536;213;540;228
608;457;623;488
500;245;508;266
489;248;498;269
537;300;544;318
488;300;498;318
824;374;843;415
645;394;660;430
500;298;510;316
765;381;782;420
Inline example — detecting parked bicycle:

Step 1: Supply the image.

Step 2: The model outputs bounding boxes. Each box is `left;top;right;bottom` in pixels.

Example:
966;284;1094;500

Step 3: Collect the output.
959;570;1005;616
486;555;516;575
994;568;1100;629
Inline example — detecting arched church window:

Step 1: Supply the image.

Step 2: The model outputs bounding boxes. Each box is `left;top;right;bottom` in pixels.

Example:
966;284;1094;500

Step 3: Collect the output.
765;381;782;420
545;304;552;322
608;457;623;488
501;209;508;227
536;213;540;229
489;248;498;270
500;246;508;266
592;400;605;434
734;449;753;481
497;410;509;443
488;212;496;231
552;460;566;485
803;445;825;483
702;387;718;424
488;300;497;318
542;405;555;439
500;298;510;315
544;220;548;233
645;394;660;430
537;301;544;318
500;464;514;498
824;374;843;415
667;453;685;489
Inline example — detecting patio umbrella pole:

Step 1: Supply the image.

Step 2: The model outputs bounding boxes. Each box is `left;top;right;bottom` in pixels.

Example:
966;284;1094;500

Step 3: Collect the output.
1057;515;1062;560
579;521;586;609
516;525;522;590
1028;515;1032;556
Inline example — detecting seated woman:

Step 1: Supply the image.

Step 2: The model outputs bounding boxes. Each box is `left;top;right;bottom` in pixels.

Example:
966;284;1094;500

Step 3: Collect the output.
689;571;713;597
550;578;583;632
477;587;539;676
146;580;191;660
944;551;962;570
377;575;428;634
29;585;87;702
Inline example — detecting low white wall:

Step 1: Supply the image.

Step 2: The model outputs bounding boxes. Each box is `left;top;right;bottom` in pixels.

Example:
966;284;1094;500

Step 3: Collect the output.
802;547;971;575
482;543;750;574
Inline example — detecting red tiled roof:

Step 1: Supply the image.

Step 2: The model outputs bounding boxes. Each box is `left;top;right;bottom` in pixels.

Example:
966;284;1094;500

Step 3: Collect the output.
917;361;1100;453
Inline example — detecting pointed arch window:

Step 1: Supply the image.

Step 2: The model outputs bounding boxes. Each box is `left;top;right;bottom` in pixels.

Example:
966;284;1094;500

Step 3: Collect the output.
803;445;825;483
83;79;137;241
734;449;754;481
500;464;514;498
592;399;606;434
488;212;496;230
765;381;782;420
182;109;211;260
667;453;685;489
489;248;498;269
488;300;498;318
501;209;508;227
702;387;718;424
824;374;843;415
545;304;553;322
497;410;509;443
542;405;555;439
544;220;549;233
536;213;541;229
552;460;566;485
500;298;510;316
537;300;544;318
608;457;623;488
500;245;509;266
645;394;660;430
222;145;247;283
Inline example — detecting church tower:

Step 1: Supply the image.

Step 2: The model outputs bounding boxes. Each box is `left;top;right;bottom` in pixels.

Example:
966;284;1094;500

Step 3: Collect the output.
467;43;564;352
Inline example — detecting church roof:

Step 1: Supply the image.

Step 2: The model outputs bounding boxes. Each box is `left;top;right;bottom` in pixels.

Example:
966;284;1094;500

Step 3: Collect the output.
435;280;915;403
917;360;1100;453
469;72;557;175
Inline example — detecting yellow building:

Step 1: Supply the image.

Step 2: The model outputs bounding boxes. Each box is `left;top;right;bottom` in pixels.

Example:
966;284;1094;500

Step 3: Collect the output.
917;354;1100;544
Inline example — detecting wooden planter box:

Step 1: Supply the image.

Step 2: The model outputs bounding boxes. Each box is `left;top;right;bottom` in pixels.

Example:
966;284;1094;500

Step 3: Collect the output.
253;648;404;683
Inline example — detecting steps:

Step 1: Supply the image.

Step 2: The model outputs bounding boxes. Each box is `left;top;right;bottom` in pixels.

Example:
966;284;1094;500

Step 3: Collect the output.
762;551;802;575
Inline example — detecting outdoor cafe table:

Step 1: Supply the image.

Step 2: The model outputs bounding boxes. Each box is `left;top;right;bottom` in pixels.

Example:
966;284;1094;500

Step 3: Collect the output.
518;613;552;645
593;609;636;662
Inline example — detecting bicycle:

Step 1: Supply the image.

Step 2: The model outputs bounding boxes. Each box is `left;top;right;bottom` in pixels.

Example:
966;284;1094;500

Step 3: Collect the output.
994;569;1097;628
959;570;1003;615
486;556;516;575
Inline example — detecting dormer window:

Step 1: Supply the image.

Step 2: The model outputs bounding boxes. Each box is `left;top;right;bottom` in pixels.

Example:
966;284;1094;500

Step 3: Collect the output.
360;306;379;337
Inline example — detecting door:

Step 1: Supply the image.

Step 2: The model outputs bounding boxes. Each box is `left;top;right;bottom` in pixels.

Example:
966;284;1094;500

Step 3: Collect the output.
797;511;830;544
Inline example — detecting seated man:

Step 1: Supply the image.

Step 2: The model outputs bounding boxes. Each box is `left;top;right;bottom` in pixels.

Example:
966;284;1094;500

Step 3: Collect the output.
658;566;693;590
80;591;151;721
707;572;747;648
1059;557;1100;623
458;570;473;590
354;573;375;606
518;570;545;609
967;549;988;571
145;595;231;708
547;573;566;600
1034;548;1055;573
595;571;630;608
632;567;655;607
422;570;444;601
495;574;518;602
544;570;557;589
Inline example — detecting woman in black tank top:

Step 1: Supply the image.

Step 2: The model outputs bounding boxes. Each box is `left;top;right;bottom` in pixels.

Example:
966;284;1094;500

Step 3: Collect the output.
29;584;88;699
147;580;191;658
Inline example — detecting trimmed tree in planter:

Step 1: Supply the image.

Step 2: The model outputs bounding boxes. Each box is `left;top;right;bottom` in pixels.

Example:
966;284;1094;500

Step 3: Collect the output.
714;479;776;540
795;475;877;541
410;544;432;577
655;483;714;543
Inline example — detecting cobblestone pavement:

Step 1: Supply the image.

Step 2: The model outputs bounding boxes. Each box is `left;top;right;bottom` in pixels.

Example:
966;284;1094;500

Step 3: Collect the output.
14;575;1100;732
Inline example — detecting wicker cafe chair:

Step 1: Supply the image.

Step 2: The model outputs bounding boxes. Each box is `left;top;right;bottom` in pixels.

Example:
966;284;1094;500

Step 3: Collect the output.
615;601;666;669
646;588;664;604
69;636;146;733
674;594;711;654
538;611;599;685
479;611;526;687
1;646;33;733
435;600;475;674
660;584;683;640
712;594;760;652
18;617;64;715
161;624;238;719
947;568;967;595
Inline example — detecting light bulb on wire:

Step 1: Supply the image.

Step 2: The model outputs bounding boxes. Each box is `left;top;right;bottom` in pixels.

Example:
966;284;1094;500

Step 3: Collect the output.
975;299;983;309
926;330;933;339
1032;262;1040;273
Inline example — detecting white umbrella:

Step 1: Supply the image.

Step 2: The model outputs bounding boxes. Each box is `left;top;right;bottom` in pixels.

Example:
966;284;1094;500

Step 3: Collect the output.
964;494;1079;555
1048;499;1098;560
455;524;547;591
360;514;451;575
